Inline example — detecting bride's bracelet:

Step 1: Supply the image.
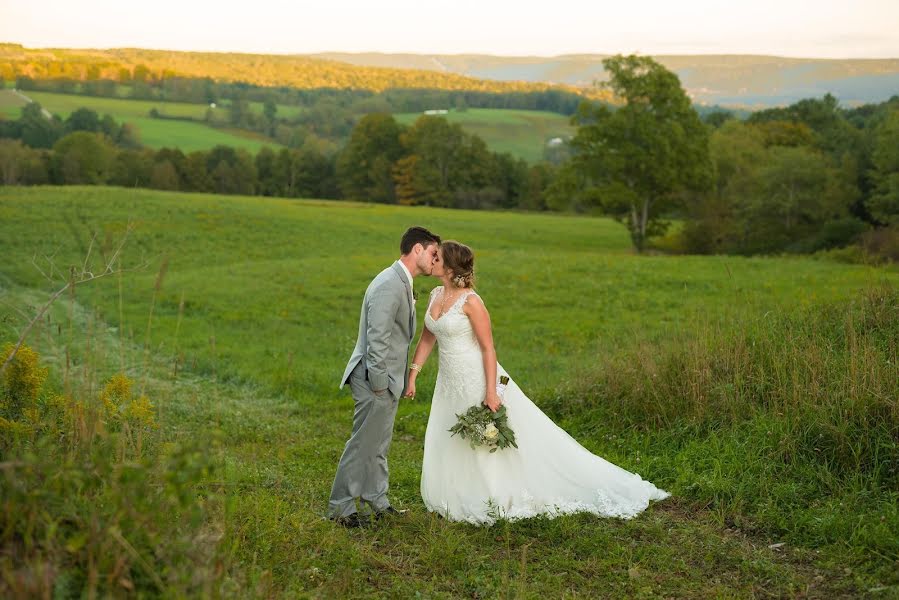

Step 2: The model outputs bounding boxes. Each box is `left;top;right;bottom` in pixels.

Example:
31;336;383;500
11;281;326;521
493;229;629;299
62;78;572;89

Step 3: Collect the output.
410;363;423;373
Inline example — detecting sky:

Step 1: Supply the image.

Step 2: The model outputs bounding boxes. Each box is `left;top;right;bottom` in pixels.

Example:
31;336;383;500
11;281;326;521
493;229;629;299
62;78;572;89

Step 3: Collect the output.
1;0;897;59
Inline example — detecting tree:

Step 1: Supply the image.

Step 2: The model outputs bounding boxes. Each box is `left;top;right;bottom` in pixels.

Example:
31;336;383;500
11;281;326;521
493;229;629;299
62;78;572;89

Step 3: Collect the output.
868;109;899;225
0;139;26;185
132;64;152;83
487;152;528;209
291;148;337;198
20;103;63;149
336;113;404;202
183;151;210;192
569;55;712;251
50;132;115;184
65;108;102;133
703;111;735;129
263;98;278;122
206;146;256;195
682;120;766;253
521;163;555;211
392;155;422;206
150;160;180;191
109;149;154;188
229;96;252;129
255;146;281;196
728;145;857;254
395;115;493;207
749;94;863;160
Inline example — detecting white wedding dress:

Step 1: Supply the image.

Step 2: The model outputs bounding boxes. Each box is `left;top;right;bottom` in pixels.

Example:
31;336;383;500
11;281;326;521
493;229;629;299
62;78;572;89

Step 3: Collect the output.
420;287;670;525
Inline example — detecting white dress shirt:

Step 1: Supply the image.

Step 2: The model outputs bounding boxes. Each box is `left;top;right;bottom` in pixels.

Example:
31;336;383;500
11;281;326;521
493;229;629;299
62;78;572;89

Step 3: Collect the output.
398;260;414;303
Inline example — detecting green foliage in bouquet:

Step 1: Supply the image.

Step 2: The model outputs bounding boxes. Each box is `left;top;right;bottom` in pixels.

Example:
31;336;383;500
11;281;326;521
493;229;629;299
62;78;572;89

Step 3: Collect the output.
448;404;518;452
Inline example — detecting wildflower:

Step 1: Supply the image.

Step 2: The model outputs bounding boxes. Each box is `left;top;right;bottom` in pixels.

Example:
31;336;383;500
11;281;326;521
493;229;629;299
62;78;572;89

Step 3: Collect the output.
100;373;132;416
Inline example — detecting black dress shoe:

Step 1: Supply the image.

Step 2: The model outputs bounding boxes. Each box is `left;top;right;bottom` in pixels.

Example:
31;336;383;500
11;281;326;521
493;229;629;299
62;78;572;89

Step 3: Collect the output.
374;506;408;519
331;513;370;528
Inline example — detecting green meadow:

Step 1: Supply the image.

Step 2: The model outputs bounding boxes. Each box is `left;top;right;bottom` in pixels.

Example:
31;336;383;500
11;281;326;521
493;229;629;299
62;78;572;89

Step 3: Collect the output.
0;89;305;120
0;90;572;161
1;186;896;597
395;108;575;163
0;89;282;152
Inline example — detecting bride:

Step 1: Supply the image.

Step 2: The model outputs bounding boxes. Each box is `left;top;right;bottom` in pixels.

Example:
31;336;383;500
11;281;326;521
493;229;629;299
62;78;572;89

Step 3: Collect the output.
403;241;669;525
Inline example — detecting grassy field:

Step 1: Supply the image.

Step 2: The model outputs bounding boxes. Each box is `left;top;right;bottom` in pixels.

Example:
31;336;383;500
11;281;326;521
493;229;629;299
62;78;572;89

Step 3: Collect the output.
395;108;575;163
1;186;897;597
0;88;305;120
0;90;571;161
0;89;283;153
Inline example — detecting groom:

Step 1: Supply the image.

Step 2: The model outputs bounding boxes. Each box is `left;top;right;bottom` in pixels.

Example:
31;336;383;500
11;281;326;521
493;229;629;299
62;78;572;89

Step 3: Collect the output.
328;226;441;527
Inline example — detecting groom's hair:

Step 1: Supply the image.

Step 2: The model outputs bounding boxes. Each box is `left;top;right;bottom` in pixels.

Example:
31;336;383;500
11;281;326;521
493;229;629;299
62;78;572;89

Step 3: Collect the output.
400;226;441;255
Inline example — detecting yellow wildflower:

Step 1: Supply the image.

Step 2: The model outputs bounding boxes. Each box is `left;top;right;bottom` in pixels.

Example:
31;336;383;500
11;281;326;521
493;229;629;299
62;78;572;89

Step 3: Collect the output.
1;342;49;412
126;395;156;429
100;373;133;416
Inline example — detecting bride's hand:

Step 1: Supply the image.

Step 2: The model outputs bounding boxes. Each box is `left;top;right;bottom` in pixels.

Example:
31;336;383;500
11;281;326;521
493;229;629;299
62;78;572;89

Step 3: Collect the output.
403;380;416;400
483;392;502;413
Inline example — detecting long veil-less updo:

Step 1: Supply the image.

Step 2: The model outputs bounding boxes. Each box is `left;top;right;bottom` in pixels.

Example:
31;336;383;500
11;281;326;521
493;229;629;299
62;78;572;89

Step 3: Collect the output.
441;241;475;289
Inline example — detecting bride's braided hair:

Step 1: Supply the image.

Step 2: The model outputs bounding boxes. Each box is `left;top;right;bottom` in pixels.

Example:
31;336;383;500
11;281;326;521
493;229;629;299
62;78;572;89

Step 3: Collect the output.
441;240;475;289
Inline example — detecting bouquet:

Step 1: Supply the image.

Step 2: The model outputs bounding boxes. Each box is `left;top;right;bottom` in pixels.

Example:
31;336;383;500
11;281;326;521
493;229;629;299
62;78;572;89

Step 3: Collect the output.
448;376;518;452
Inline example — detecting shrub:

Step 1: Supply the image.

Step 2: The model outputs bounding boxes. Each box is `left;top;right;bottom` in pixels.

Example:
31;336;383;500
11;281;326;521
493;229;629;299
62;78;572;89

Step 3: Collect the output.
0;344;221;597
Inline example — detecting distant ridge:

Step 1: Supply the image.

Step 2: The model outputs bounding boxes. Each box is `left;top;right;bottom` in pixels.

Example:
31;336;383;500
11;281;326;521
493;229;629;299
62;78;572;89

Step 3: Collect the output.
3;44;896;108
0;44;608;100
314;52;899;107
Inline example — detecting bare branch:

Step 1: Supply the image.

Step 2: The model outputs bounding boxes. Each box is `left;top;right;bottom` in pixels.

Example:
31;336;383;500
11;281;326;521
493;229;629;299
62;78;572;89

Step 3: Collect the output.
81;231;97;276
1;224;143;376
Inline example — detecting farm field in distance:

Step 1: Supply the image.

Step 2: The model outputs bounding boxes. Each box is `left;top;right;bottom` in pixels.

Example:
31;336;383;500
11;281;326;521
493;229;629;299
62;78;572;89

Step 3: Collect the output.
395;107;576;163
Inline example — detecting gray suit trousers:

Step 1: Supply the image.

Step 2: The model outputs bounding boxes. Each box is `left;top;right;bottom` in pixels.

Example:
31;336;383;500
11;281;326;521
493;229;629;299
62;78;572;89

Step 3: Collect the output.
327;362;399;517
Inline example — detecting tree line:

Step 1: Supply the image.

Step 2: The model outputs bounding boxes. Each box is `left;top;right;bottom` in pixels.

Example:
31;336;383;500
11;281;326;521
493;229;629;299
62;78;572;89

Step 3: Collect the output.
11;75;589;152
0;105;543;209
14;75;588;116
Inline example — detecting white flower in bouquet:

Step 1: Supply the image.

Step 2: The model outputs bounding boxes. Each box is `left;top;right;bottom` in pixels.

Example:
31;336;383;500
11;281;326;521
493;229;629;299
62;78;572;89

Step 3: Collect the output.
448;375;517;452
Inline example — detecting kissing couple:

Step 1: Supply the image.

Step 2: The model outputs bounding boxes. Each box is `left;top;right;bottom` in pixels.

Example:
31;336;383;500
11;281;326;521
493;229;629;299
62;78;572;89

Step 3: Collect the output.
327;226;669;527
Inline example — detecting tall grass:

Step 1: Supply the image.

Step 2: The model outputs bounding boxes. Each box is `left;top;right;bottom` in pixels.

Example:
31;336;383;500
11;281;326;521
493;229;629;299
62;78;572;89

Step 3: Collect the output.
0;279;229;597
547;284;899;583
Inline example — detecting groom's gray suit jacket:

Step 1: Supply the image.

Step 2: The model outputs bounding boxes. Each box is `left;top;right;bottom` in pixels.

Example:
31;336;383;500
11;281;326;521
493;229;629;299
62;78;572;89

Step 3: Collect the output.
340;261;416;400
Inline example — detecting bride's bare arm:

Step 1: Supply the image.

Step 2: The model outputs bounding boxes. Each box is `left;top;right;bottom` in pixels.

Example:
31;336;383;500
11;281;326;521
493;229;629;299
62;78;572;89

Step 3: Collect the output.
465;295;501;412
404;326;437;398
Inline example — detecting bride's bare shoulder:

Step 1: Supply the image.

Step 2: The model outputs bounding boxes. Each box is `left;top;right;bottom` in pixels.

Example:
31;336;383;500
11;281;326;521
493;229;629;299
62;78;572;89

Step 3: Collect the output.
461;290;486;312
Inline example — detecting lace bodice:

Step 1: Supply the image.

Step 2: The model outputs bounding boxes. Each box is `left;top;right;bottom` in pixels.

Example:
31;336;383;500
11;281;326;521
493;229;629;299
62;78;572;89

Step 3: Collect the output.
424;287;480;356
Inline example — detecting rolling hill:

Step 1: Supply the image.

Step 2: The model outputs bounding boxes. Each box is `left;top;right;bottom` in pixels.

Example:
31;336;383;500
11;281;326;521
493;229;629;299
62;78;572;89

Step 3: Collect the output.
5;43;896;110
315;53;899;107
0;43;604;99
